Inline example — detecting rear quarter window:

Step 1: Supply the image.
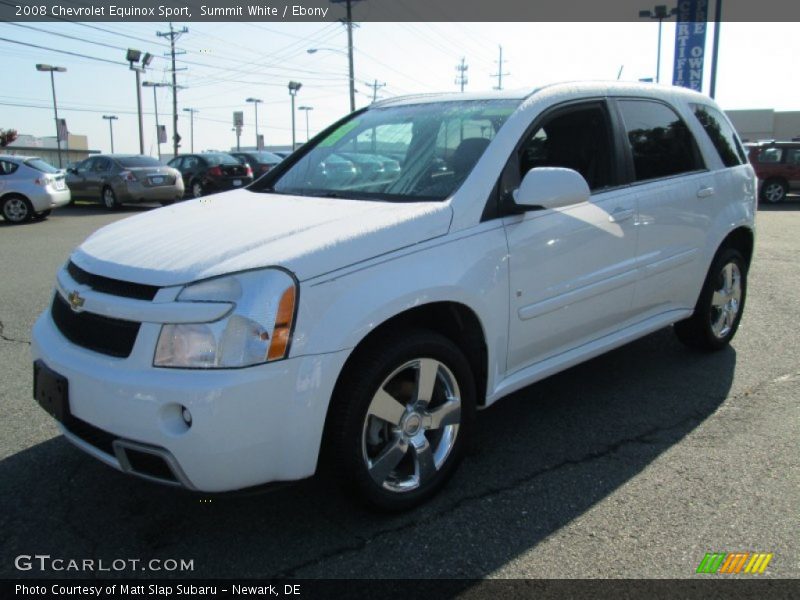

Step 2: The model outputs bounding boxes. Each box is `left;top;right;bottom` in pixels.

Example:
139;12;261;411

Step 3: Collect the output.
0;160;20;175
756;148;783;163
691;104;747;167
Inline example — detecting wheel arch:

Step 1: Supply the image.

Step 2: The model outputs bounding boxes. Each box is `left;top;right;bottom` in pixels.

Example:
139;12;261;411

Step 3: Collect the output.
720;225;755;269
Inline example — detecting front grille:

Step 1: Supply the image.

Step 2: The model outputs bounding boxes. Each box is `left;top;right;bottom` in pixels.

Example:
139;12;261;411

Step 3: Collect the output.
51;293;140;358
67;261;159;300
64;415;116;456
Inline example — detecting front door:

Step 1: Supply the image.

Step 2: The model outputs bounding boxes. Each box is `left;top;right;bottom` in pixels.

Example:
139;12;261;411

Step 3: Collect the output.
503;101;639;374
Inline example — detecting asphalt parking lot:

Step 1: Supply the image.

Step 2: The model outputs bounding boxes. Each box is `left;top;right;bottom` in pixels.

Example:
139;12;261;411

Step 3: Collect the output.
0;199;798;580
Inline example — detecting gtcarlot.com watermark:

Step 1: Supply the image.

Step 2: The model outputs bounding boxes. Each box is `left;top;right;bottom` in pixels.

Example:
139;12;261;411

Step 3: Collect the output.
14;554;194;573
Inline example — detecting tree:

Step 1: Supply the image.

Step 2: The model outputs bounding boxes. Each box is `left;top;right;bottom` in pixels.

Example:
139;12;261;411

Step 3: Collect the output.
0;129;18;147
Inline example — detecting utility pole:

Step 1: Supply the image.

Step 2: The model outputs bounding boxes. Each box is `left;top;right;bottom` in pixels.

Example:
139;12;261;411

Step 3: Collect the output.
369;79;386;102
492;45;510;90
455;57;469;92
288;81;302;150
330;0;364;113
157;22;188;157
35;64;66;167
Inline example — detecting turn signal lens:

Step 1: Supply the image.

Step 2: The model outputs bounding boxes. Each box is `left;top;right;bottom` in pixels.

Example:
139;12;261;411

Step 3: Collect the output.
267;286;296;361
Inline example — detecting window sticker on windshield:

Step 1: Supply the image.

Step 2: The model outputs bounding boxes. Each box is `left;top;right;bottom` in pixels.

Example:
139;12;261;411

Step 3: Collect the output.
319;120;360;147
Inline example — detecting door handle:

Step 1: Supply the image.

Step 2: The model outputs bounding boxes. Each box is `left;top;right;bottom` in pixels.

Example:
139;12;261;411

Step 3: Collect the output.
609;207;635;223
697;186;715;198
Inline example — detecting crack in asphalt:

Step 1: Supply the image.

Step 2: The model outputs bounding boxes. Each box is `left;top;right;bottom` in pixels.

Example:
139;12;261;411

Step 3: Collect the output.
0;320;30;345
270;410;706;578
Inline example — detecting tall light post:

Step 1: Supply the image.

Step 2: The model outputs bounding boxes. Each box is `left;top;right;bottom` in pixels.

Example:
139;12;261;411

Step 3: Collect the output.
288;81;302;151
142;81;172;160
35;64;66;168
298;106;313;142
308;47;355;113
245;98;263;149
183;108;198;153
102;115;118;153
638;5;677;83
126;49;153;155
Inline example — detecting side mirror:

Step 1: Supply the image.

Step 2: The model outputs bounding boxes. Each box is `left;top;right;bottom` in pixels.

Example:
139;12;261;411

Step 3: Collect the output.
512;167;590;211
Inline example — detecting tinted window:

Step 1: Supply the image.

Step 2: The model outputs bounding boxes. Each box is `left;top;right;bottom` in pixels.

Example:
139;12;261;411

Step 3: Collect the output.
94;158;112;172
202;153;239;165
516;104;614;192
183;156;200;170
167;157;183;169
786;148;800;165
0;160;19;175
756;147;783;163
618;100;704;182
247;151;282;164
117;156;162;168
691;104;746;167
24;158;59;173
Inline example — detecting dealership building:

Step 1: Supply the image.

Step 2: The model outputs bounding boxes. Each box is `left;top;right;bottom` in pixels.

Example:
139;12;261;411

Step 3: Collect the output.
725;109;800;143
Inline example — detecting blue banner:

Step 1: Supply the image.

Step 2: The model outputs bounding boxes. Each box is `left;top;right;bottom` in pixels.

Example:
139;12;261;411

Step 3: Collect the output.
672;0;709;92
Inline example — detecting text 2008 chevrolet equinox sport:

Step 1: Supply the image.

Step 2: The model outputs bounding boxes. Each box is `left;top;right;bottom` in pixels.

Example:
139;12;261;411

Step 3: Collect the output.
32;82;755;510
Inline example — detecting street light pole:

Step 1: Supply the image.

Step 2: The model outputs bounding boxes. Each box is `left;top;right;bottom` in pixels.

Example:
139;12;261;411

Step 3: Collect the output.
246;98;263;149
102;115;118;153
183;108;198;153
35;64;67;168
126;49;153;155
307;44;356;113
288;81;302;151
298;106;313;142
638;5;677;84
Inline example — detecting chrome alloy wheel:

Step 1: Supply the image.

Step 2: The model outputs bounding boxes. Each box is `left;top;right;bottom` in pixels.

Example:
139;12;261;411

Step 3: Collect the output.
710;262;742;339
3;197;29;222
762;182;785;203
361;358;461;493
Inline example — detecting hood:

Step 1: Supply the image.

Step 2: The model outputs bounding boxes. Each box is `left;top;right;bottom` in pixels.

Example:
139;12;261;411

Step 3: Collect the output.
71;190;452;286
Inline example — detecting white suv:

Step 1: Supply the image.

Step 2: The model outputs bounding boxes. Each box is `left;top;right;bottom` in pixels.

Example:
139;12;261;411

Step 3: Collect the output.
32;82;755;510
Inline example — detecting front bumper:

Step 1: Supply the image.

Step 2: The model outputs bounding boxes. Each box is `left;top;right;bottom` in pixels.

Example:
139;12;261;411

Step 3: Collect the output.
31;309;349;492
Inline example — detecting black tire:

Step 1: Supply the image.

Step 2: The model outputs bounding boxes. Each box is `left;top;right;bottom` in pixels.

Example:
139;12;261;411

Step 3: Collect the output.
674;247;747;351
33;209;52;220
760;178;787;204
1;195;33;224
326;329;476;511
102;186;119;210
190;180;204;199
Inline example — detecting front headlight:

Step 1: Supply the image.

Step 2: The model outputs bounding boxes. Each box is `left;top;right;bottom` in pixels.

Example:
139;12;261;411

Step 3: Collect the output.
154;268;297;368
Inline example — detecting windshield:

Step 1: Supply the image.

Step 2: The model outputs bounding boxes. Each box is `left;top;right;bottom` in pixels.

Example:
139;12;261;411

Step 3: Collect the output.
24;158;60;174
203;153;240;165
267;99;519;201
117;156;162;168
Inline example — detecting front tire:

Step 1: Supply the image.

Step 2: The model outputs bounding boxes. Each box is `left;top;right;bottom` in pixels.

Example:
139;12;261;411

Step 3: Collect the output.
102;186;119;210
327;330;476;511
2;195;33;224
760;179;787;204
674;247;747;351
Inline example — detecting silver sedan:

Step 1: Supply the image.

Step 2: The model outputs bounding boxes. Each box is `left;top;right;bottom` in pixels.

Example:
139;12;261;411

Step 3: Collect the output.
0;155;71;224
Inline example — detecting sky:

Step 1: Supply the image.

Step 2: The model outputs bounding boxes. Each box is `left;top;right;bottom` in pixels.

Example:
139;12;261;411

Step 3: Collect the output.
2;20;799;156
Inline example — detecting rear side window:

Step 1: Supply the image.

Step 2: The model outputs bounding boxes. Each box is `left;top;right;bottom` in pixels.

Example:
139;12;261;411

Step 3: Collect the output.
691;104;746;167
756;147;782;163
0;160;19;175
786;148;800;165
117;156;162;168
618;99;704;182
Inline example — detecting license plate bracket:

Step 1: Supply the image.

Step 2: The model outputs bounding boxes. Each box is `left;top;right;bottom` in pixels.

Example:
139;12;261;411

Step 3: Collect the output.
33;360;70;423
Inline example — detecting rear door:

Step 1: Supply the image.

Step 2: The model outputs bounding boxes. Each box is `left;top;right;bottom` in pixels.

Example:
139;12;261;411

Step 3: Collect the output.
87;157;113;198
785;147;800;191
503;100;640;373
68;158;93;195
613;98;713;317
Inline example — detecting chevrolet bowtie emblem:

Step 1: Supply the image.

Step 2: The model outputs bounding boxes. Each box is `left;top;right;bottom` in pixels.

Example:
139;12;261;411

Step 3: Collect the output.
67;290;85;311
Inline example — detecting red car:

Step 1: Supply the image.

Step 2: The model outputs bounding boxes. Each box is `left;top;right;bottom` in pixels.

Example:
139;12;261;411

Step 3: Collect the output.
747;141;800;203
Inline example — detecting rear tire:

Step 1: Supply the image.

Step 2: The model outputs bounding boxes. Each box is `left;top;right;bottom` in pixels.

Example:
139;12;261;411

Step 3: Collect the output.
2;195;33;224
674;247;747;351
102;186;119;210
190;180;204;199
326;329;476;511
760;179;787;204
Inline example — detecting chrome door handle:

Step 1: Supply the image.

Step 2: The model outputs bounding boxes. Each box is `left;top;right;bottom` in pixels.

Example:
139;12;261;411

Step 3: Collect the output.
697;186;715;198
609;207;635;223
